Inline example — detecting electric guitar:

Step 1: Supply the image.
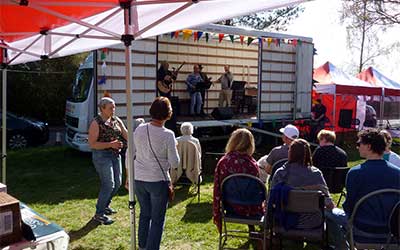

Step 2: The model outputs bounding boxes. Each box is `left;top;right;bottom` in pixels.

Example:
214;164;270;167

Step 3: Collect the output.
157;61;185;94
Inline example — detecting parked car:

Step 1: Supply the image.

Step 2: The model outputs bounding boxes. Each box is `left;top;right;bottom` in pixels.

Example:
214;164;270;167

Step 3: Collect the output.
0;112;49;149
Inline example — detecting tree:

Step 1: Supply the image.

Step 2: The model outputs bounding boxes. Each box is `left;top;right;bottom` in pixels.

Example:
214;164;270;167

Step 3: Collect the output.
358;0;400;25
341;0;400;73
221;6;304;31
5;53;87;124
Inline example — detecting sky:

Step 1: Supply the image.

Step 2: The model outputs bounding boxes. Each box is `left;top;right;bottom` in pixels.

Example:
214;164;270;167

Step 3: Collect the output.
283;0;400;82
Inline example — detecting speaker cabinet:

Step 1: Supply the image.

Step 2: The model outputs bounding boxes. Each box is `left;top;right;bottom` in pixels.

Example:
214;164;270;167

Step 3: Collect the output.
338;109;353;128
211;107;234;120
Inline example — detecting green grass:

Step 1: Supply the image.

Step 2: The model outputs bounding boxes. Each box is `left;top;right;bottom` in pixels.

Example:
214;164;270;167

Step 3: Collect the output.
4;145;386;250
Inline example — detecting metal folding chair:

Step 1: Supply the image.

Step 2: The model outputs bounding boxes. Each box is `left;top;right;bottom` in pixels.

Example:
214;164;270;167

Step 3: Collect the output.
267;158;288;191
219;173;268;250
348;189;400;250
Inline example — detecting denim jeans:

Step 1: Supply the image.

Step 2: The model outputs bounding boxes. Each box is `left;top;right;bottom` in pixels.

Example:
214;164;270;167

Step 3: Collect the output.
326;208;349;250
190;92;202;115
135;180;169;250
92;150;122;216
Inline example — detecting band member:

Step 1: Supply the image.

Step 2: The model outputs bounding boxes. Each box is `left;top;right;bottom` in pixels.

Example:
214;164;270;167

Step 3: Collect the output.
157;61;176;98
198;65;212;116
311;98;327;141
186;64;203;116
216;65;234;107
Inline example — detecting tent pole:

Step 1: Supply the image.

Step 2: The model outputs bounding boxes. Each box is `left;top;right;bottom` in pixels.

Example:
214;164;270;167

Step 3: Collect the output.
121;3;136;250
1;66;6;184
333;93;336;131
380;88;385;128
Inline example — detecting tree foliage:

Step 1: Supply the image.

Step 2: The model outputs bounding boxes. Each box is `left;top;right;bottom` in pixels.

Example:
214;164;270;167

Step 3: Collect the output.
227;6;304;31
4;53;87;124
351;0;400;25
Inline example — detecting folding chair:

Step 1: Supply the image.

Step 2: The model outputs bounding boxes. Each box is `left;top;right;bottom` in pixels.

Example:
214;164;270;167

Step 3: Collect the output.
172;140;202;202
319;166;349;206
267;158;288;191
268;189;328;250
348;189;400;250
219;173;268;250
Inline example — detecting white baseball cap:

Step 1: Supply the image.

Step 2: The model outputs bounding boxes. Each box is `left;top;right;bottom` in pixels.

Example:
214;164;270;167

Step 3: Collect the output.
279;124;299;139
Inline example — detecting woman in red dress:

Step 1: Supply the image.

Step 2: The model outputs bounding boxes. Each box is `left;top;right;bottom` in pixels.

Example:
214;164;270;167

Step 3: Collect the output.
213;128;263;232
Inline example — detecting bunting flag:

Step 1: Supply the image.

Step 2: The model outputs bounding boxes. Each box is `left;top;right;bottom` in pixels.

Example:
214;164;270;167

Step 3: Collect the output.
205;33;209;42
197;31;203;41
267;38;272;47
182;29;192;40
246;122;252;127
170;32;175;39
298;39;302;45
258;37;263;44
98;75;106;85
103;90;111;98
292;39;298;47
174;31;180;38
100;48;107;60
239;35;244;45
193;31;198;41
247;37;254;46
229;34;235;43
218;33;224;43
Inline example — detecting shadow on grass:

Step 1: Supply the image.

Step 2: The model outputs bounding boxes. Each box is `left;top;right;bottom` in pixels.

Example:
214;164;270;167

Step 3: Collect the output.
69;219;100;243
181;201;212;223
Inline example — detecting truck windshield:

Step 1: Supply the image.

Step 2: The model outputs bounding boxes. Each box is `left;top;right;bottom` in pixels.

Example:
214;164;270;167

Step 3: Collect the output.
70;68;93;102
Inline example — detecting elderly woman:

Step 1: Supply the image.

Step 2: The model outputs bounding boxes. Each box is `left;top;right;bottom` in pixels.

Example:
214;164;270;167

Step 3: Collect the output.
88;97;128;225
213;128;262;232
133;97;180;250
177;122;201;156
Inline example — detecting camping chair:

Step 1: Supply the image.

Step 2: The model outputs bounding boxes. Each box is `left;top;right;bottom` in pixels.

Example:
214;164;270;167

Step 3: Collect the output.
268;188;328;250
348;189;400;250
171;140;202;202
319;166;349;206
267;158;288;191
219;174;268;250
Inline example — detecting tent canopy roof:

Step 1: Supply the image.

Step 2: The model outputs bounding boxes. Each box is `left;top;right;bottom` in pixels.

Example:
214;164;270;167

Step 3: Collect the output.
357;67;400;96
0;0;307;65
313;61;382;96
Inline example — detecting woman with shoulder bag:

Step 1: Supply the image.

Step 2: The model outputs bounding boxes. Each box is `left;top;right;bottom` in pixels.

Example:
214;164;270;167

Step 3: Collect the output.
132;97;180;250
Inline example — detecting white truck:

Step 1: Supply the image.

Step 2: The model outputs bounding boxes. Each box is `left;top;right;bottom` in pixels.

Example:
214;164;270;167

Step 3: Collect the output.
65;24;314;152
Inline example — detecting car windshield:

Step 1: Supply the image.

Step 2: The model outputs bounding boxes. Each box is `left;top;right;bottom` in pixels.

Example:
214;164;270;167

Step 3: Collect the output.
69;68;93;102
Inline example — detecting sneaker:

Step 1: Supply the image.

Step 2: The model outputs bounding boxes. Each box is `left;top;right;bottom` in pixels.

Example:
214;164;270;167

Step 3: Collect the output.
93;214;114;225
105;207;117;215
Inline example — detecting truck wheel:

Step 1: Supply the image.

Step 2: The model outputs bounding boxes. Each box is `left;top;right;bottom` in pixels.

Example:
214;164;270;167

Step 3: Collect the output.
8;134;28;150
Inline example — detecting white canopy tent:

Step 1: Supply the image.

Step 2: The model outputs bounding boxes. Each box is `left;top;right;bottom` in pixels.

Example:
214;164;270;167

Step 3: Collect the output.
1;0;310;249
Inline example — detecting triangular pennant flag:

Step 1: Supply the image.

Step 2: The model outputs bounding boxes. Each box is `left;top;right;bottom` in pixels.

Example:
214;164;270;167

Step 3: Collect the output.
193;32;198;41
182;29;192;40
274;38;278;46
240;35;244;45
101;61;107;73
298;39;302;45
267;38;272;47
277;39;281;47
258;38;263;44
218;33;224;43
292;39;298;47
98;75;106;85
205;33;209;42
229;34;235;43
174;31;180;39
170;32;175;39
197;31;203;41
247;37;254;46
103;90;111;98
100;51;106;61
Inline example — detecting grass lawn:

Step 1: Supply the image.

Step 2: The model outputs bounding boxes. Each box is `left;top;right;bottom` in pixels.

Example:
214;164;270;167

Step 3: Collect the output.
5;144;398;250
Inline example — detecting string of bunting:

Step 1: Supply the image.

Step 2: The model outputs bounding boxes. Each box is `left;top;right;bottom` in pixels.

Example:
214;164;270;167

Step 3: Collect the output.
167;30;303;47
98;48;108;85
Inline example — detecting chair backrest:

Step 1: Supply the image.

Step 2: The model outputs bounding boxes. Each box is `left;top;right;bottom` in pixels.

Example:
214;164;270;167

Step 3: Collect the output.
349;189;400;247
268;158;288;184
221;173;267;214
319;166;349;194
177;139;201;165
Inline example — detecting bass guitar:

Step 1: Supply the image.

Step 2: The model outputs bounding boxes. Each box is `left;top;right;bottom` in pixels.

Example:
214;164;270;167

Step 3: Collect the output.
157;61;185;95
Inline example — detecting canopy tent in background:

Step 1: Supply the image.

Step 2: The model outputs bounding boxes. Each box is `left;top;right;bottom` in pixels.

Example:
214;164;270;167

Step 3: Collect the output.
313;62;382;132
1;1;309;249
357;67;400;128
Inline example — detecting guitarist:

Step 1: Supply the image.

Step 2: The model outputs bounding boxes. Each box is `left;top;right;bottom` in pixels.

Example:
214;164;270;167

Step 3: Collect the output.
186;64;203;116
157;61;176;98
198;65;212;116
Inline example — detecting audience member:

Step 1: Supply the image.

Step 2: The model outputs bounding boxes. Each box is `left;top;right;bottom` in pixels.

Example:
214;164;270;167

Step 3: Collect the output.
213;128;262;232
258;124;299;182
133;97;180;250
313;130;348;192
381;130;400;167
326;129;400;250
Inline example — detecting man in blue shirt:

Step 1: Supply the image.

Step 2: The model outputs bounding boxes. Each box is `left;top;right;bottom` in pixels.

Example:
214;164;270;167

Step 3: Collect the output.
326;128;400;250
186;64;203;116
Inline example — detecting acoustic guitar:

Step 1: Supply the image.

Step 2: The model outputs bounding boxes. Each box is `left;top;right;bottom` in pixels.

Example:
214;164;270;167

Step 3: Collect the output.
157;61;185;95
